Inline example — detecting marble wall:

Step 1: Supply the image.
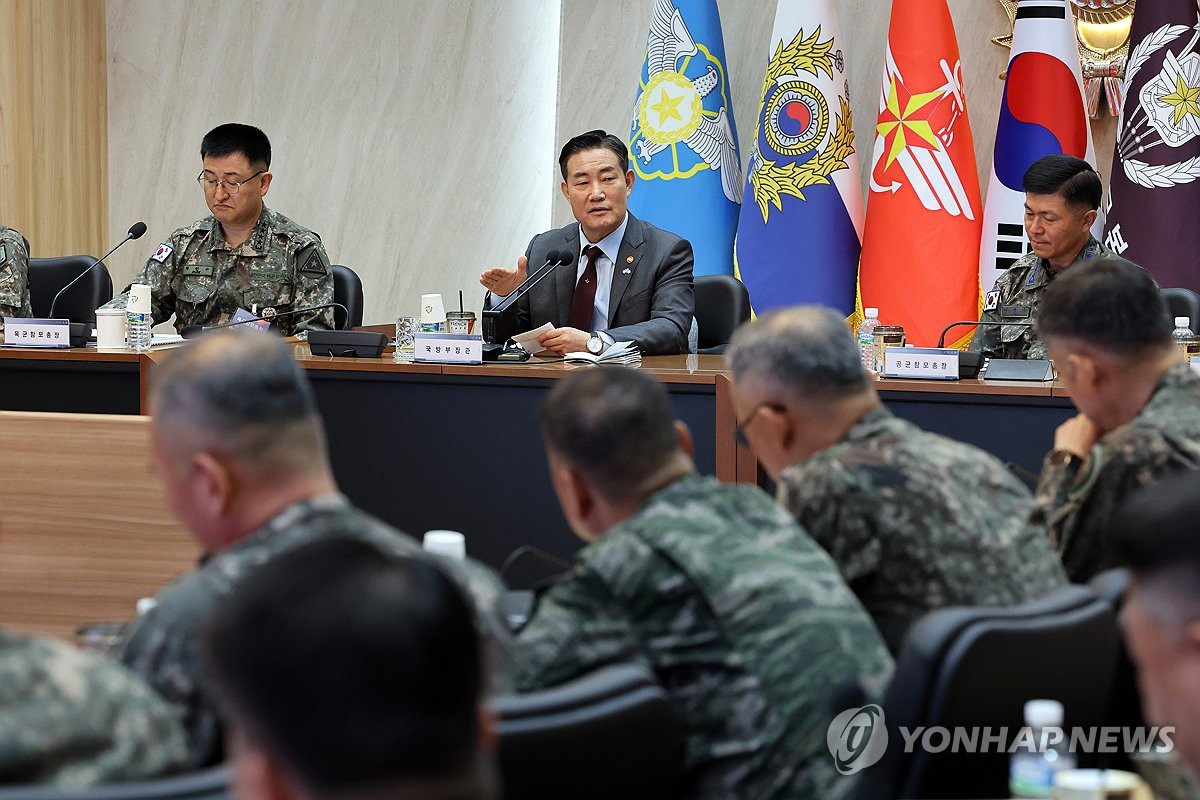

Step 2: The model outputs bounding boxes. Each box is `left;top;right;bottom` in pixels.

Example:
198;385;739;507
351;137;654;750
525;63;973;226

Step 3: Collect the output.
106;0;560;324
103;1;1119;324
0;0;107;259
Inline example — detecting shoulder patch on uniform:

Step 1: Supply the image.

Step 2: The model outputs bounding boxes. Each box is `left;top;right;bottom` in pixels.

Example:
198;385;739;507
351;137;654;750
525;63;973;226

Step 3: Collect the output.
984;290;1000;312
0;243;7;265
298;246;329;275
151;243;174;263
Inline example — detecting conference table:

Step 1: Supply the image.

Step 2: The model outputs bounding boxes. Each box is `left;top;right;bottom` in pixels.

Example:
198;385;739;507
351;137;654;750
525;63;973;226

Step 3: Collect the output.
0;343;1075;575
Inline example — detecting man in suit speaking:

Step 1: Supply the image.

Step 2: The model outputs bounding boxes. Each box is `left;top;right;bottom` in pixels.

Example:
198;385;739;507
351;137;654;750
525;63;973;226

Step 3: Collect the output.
480;130;694;356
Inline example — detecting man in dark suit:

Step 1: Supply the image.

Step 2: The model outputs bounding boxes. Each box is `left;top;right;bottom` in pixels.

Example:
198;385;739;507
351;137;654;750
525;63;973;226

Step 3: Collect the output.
480;130;694;356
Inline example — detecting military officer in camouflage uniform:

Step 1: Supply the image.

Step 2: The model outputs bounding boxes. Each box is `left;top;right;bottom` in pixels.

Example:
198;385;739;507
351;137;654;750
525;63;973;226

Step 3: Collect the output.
0;628;187;785
515;368;893;799
0;225;33;339
206;539;497;800
102;123;333;334
971;155;1111;360
117;331;508;768
728;307;1066;653
1032;256;1200;582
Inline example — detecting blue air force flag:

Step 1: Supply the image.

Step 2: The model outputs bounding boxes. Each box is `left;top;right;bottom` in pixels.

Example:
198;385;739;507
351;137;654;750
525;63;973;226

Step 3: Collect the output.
734;0;863;315
629;0;742;277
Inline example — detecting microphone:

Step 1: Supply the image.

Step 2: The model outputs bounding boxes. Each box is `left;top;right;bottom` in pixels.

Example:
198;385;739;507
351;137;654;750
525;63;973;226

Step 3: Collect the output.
48;221;147;320
936;320;1033;348
481;250;576;353
180;302;348;339
935;320;1051;381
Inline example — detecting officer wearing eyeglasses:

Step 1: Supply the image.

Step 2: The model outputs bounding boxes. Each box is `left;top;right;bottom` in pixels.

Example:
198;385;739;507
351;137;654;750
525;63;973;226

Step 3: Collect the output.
103;123;333;335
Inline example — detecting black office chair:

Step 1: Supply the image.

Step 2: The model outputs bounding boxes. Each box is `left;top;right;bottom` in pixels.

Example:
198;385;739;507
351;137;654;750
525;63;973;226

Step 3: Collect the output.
0;765;229;800
331;264;364;330
28;256;113;324
1089;568;1146;772
856;584;1121;800
1163;288;1200;334
492;662;684;799
694;274;750;354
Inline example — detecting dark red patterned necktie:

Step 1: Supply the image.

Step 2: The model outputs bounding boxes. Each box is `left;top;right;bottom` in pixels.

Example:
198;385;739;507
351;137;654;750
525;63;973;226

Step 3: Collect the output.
568;245;601;331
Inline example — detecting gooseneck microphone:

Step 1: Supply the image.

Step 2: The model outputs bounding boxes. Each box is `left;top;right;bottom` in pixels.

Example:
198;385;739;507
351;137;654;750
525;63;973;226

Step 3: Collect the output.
48;221;148;320
481;250;577;349
936;319;1034;348
179;302;348;339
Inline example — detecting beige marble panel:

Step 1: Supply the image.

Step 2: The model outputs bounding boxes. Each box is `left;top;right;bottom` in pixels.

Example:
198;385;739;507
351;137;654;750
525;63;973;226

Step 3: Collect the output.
107;0;560;324
0;0;107;259
557;0;1116;227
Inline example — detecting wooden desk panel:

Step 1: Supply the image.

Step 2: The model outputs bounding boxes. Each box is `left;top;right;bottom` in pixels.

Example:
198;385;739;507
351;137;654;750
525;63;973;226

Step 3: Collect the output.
4;348;1075;578
0;412;199;639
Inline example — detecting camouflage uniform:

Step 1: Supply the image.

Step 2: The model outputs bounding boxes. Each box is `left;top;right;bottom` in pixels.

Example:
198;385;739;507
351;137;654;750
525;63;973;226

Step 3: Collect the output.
117;494;510;768
102;207;333;334
778;405;1067;653
0;226;33;339
514;474;893;800
0;628;187;785
970;236;1111;359
1035;363;1200;582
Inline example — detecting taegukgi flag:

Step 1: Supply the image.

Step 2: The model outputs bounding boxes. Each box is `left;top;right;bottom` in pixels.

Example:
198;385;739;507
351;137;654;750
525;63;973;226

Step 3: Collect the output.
979;0;1102;295
858;0;982;348
1105;0;1200;292
629;0;742;277
734;0;863;316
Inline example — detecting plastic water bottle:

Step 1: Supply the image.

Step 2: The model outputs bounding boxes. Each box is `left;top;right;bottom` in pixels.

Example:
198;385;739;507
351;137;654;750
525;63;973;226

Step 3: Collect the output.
1010;699;1075;797
126;310;152;351
859;308;880;373
1172;317;1197;362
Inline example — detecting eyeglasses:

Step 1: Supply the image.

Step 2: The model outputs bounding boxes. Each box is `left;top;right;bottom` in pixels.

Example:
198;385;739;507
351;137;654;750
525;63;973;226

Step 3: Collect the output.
196;170;265;195
734;402;785;449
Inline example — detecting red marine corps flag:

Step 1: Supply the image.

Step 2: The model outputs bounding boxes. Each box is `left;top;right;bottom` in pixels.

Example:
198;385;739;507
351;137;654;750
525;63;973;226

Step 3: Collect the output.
858;0;982;347
1105;1;1200;292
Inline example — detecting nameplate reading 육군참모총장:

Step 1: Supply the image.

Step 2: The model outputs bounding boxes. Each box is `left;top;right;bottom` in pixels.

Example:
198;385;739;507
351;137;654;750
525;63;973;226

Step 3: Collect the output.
3;318;72;348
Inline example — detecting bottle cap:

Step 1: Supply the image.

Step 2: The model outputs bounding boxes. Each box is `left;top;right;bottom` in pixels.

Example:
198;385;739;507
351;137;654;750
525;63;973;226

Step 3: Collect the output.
865;307;880;318
1175;317;1190;329
1024;699;1064;727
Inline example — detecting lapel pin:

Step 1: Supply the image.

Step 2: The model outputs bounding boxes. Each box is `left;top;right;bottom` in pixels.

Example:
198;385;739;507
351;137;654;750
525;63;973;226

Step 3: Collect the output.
626;256;634;264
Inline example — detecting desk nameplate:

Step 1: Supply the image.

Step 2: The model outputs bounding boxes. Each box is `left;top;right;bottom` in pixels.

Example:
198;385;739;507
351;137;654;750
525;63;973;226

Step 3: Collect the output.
3;318;72;349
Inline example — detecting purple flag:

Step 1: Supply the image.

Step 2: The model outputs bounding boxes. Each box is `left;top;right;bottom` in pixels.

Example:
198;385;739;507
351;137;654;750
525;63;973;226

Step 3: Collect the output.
1105;3;1200;291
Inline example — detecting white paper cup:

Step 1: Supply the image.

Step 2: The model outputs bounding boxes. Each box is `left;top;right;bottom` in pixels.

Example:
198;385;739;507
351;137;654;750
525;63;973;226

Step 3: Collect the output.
95;308;126;349
1053;768;1142;799
128;283;152;315
423;530;466;560
420;293;446;327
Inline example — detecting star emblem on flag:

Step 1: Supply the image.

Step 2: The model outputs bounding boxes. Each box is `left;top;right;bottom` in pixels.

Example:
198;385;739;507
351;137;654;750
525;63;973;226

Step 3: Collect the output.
876;77;942;168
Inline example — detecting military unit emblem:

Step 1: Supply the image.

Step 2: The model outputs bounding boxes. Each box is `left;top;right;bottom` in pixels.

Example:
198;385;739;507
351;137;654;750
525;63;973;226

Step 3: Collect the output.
631;0;742;204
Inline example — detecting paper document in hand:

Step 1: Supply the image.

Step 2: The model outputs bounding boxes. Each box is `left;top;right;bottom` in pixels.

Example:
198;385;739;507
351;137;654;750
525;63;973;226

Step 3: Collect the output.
564;340;643;366
510;323;554;354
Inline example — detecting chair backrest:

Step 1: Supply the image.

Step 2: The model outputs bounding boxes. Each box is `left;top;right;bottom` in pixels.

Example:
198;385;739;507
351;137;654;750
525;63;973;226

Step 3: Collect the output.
1163;288;1200;333
331;264;364;329
492;662;683;799
1089;567;1145;773
694;274;750;354
0;765;229;800
856;584;1120;800
28;256;113;324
